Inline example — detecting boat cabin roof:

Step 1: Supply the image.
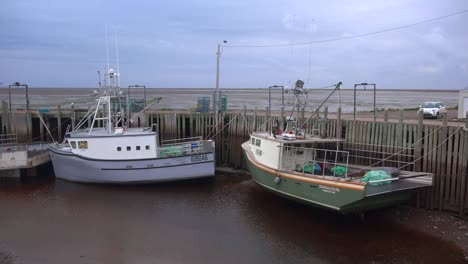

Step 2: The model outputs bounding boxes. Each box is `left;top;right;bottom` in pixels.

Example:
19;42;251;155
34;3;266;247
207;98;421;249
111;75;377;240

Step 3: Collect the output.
66;127;155;138
250;131;342;144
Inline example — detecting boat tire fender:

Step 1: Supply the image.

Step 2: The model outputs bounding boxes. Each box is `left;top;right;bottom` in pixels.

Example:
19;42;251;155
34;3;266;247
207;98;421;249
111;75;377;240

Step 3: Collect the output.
274;176;281;184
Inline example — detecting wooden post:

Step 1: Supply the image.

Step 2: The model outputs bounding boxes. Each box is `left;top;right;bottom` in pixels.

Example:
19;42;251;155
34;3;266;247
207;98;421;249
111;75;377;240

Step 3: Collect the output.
252;107;256;131
243;105;247;133
301;107;305;128
71;103;75;130
397;108;404;146
38;111;44;142
280;106;284;132
26;111;32;143
46;117;51;142
181;113;185;138
57;102;62;142
382;109;389;166
459;112;468;216
465;112;468;130
416;109;424;172
322;107;328;138
265;106;269;131
87;102;92;128
438;112;448;211
337;107;342;139
1;101;9;134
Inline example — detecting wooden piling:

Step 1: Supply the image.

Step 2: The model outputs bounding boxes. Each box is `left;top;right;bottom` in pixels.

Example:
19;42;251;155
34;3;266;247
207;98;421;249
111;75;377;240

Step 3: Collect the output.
416;109;424;172
38;111;44;142
57;102;62;142
71;103;75;130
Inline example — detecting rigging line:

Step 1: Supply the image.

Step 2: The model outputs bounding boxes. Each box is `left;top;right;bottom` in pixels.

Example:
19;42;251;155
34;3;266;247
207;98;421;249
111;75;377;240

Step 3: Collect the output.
299;82;342;129
205;113;226;140
397;127;462;171
73;100;99;131
349;125;445;175
208;113;240;141
30;113;75;143
307;46;312;87
225;10;468;48
36;111;56;144
205;115;224;139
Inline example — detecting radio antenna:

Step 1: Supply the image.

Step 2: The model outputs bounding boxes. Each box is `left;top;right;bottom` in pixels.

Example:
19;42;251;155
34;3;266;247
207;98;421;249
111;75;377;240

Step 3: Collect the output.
114;28;121;88
105;24;110;90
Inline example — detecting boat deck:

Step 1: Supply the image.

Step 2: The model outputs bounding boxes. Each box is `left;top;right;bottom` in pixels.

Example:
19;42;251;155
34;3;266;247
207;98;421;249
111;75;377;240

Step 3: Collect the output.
251;131;342;144
365;175;433;196
67;127;155;137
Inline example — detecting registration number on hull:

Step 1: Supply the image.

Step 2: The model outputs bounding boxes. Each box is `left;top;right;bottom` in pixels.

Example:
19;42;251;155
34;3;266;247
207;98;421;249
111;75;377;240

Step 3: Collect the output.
191;154;209;163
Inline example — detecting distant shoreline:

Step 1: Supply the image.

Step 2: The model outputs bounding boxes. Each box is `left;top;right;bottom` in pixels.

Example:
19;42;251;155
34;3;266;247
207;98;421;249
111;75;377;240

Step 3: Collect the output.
0;87;461;92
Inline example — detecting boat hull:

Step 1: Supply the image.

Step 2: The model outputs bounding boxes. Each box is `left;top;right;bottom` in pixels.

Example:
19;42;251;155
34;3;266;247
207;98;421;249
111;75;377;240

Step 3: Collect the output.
49;147;215;184
242;142;419;214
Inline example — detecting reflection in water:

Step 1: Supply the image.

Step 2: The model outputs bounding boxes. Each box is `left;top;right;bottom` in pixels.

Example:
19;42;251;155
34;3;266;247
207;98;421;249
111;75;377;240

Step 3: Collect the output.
0;173;463;263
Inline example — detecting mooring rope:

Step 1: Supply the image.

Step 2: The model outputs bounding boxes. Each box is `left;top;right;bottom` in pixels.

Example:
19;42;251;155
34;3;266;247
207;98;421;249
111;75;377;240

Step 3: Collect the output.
347;125;449;176
397;127;462;171
35;111;57;144
206;113;240;141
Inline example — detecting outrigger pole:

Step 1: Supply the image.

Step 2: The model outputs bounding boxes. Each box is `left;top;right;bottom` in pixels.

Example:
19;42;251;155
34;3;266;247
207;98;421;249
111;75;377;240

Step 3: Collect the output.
299;81;342;131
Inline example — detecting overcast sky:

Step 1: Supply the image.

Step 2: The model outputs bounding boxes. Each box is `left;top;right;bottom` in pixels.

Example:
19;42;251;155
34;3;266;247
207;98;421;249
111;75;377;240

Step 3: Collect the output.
1;0;467;89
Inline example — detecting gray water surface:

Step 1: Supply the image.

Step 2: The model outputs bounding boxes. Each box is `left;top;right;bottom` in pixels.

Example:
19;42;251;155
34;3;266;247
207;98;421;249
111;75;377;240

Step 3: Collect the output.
0;173;463;264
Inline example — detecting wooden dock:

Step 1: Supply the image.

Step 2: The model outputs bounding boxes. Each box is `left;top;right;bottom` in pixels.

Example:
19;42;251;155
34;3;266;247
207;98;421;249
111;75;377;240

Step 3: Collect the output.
0;134;50;177
1;101;468;216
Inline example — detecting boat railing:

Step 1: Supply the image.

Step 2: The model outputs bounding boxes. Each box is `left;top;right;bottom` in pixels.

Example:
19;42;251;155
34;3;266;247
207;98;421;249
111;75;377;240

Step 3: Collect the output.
0;134;23;152
158;138;213;158
161;136;203;146
342;142;415;171
279;145;350;179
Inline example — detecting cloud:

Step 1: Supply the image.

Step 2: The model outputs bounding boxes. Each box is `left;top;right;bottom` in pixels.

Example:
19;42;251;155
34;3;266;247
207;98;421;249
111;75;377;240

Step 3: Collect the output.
282;14;319;33
0;0;467;88
416;65;444;74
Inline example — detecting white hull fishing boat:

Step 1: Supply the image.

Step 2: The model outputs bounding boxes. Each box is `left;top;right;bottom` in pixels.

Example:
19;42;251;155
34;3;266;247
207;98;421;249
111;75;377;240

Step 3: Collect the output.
49;69;215;183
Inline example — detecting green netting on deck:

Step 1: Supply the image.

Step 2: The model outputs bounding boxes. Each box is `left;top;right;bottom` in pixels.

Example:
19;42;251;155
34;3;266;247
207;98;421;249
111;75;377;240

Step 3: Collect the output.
303;163;322;174
159;147;183;158
362;170;392;186
330;166;347;177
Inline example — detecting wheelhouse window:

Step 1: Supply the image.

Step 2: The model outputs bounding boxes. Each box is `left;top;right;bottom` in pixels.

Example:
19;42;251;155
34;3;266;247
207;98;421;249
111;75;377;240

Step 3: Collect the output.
146;145;150;150
78;141;88;149
70;141;76;149
255;139;261;147
136;146;141;151
117;147;122;151
251;137;255;145
127;146;131;151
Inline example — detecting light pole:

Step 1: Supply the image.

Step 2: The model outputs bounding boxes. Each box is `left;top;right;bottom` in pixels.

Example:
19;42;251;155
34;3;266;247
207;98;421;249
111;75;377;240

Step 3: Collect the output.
268;85;284;132
215;40;227;113
8;82;29;136
142;85;147;107
128;84;146;123
353;83;376;122
8;82;29;113
269;85;285;110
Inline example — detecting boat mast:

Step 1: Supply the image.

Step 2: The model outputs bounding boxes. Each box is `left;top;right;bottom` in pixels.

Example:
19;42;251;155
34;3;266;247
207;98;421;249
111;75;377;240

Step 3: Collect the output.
89;26;123;135
287;79;306;135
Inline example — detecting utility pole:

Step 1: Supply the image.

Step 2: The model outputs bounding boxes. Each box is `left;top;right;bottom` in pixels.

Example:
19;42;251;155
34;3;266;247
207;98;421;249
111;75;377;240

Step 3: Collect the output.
215;40;227;113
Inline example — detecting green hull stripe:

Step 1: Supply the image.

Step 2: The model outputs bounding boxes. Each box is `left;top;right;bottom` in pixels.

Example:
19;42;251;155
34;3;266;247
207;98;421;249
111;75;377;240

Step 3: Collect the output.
254;180;340;210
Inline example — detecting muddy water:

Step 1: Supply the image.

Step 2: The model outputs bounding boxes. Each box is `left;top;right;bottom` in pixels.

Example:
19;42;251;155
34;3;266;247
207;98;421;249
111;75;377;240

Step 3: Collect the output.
0;173;464;264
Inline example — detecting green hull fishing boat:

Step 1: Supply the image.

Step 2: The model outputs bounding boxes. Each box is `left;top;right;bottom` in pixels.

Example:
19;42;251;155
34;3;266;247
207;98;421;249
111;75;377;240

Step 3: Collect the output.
242;81;432;214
